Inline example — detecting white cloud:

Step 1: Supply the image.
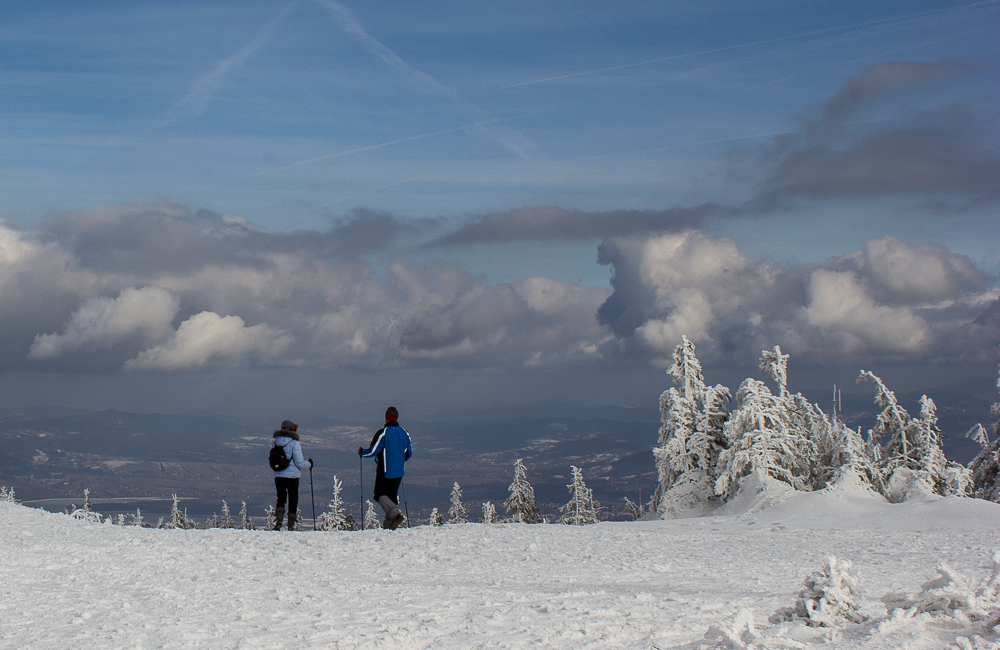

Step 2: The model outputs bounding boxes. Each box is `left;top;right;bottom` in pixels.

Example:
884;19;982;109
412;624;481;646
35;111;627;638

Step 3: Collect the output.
800;269;928;355
29;287;180;359
125;312;291;371
598;230;996;364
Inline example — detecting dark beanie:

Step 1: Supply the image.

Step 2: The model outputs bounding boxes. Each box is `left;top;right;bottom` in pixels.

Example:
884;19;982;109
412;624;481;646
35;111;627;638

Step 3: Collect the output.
280;419;298;431
385;406;399;421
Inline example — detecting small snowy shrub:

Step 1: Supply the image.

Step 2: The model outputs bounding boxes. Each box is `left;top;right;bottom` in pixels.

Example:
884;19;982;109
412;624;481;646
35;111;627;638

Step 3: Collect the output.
558;466;601;525
70;488;104;524
317;476;352;531
622;496;644;520
219;501;236;529
883;560;997;624
237;501;255;530
504;459;542;523
481;501;496;524
0;486;17;503
697;609;762;649
363;500;381;530
447;482;468;524
428;507;443;526
263;505;276;531
772;556;868;627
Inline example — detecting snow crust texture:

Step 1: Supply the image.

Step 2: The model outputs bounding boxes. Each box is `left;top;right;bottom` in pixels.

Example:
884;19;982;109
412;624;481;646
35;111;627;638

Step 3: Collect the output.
2;492;999;650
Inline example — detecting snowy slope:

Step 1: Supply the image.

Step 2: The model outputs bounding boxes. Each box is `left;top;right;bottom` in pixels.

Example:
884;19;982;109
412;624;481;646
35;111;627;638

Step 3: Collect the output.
1;484;999;650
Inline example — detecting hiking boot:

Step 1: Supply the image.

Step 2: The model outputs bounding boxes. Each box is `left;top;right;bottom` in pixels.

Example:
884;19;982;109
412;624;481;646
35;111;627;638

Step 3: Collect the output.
273;508;284;531
389;512;405;530
287;514;297;531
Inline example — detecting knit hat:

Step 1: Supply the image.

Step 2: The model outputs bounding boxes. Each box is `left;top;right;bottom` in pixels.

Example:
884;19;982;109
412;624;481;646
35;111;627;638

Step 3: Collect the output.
385;406;398;421
280;419;298;431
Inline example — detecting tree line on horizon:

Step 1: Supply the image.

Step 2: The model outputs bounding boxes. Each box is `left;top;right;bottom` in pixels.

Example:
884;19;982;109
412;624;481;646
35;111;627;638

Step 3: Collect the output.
3;337;998;527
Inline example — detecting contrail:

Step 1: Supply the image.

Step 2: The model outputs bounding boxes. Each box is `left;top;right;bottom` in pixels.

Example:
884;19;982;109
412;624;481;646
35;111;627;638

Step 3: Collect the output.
256;125;472;175
314;0;537;160
500;0;999;89
168;2;298;123
255;109;553;175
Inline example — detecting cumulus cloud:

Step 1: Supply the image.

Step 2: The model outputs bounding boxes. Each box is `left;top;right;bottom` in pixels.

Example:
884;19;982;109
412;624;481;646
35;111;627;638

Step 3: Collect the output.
29;287;180;359
598;231;997;364
429;204;721;246
125;312;291;371
3;202;995;374
4;202;612;372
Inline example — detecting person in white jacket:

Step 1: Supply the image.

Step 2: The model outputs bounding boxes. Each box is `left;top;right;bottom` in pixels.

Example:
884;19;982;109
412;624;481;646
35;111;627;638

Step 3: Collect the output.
271;419;312;531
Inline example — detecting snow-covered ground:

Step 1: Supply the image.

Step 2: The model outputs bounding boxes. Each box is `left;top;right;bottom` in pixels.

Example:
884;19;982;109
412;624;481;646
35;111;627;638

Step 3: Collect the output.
2;480;999;650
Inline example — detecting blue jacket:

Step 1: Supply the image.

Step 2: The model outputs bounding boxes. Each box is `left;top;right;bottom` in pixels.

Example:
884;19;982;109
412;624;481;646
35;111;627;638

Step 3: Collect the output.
272;431;311;479
361;423;412;479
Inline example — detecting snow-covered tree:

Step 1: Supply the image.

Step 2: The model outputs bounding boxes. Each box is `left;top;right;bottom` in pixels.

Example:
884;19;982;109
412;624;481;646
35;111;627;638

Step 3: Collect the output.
715;378;814;499
263;505;276;531
428;507;443;526
481;501;496;524
447;482;468;524
0;486;17;503
129;509;147;527
504;459;542;523
70;488;104;524
772;556;868;627
622;497;644;520
237;501;255;530
759;345;790;398
969;359;1000;502
114;513;127;526
858;371;964;498
204;513;220;529
652;336;731;516
317;476;353;531
363;500;381;530
558;466;601;525
169;494;185;529
218;501;236;529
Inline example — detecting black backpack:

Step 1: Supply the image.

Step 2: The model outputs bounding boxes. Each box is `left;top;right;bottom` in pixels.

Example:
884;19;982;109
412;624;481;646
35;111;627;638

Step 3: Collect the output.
268;442;291;471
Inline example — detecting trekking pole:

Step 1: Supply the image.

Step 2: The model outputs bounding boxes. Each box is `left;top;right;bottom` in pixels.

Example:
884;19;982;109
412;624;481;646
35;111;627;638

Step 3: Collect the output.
308;459;316;531
359;454;364;530
401;479;411;528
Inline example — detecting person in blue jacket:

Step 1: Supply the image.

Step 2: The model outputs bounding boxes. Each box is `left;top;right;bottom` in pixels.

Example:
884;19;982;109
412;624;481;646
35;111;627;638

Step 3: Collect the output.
272;419;312;531
358;406;413;530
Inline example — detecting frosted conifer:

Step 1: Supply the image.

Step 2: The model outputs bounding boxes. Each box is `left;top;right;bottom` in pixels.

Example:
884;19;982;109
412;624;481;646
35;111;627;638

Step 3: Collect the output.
169;494;184;529
263;505;276;531
0;486;16;503
71;488;103;524
558;466;600;525
219;501;235;529
759;345;790;398
623;497;643;520
364;500;381;530
317;476;352;531
129;509;146;527
969;358;1000;502
237;501;255;530
504;459;542;523
447;482;468;524
652;336;731;516
428;507;443;526
481;501;496;524
858;371;960;498
715;378;813;499
115;514;127;526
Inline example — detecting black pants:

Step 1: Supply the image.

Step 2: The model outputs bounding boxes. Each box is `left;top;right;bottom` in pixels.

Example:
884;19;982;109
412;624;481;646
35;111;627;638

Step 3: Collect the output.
373;475;401;504
274;477;300;512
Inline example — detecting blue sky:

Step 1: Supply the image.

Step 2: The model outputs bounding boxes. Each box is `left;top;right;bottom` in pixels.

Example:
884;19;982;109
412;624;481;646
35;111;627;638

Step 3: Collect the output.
0;1;997;419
